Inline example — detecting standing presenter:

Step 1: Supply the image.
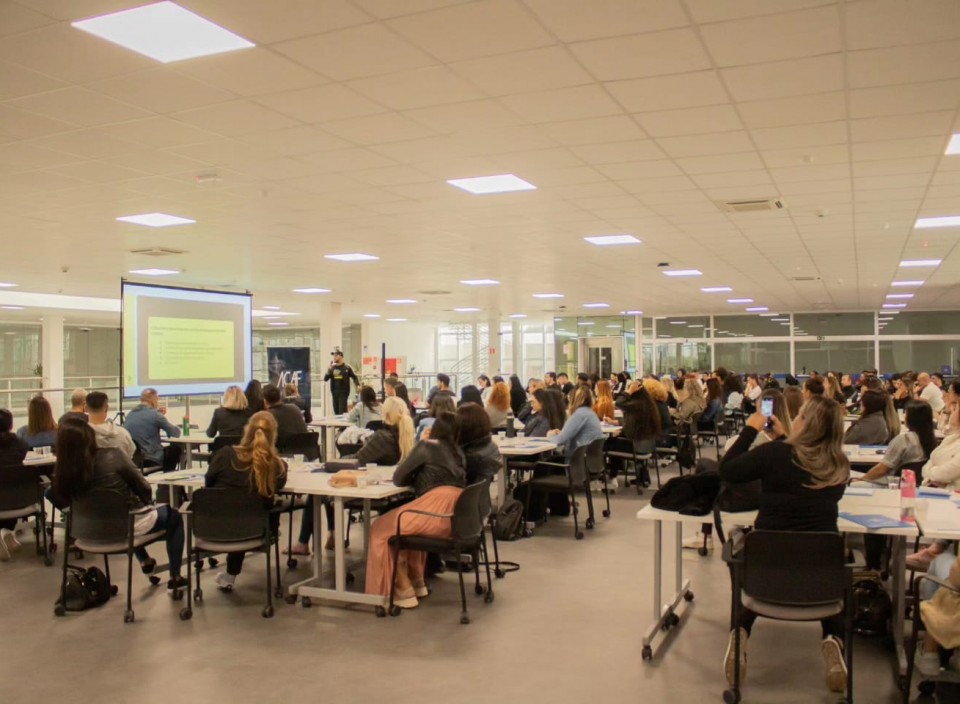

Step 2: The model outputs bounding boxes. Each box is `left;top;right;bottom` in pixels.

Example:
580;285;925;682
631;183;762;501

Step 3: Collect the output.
324;348;359;415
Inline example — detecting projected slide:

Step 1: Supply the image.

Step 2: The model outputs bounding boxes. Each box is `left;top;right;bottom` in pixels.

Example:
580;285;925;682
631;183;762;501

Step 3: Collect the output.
122;282;252;398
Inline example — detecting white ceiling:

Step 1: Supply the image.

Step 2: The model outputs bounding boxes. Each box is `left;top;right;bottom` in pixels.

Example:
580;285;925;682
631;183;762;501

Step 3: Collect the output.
1;0;959;327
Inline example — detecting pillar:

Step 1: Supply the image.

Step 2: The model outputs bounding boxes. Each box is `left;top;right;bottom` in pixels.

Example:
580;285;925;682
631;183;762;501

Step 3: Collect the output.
41;315;65;417
319;302;343;417
487;315;501;376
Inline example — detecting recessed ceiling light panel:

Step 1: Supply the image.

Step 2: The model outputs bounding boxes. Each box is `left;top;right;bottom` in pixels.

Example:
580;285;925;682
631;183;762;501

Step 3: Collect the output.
583;235;641;246
532;293;563;299
891;280;924;287
447;174;536;195
292;288;331;294
116;212;195;227
72;2;255;64
900;259;942;267
324;253;379;262
915;216;960;229
508;313;527;318
583;303;609;308
947;133;960;155
453;307;480;312
886;293;914;299
662;269;702;277
363;314;380;318
386;299;416;304
128;268;179;276
746;306;768;312
883;303;907;308
701;287;732;293
727;298;753;304
0;283;17;288
460;279;499;286
386;318;407;322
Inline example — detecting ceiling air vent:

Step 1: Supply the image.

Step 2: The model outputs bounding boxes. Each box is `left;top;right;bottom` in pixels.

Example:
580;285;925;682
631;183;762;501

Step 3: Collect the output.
128;247;186;257
717;198;786;213
790;276;822;282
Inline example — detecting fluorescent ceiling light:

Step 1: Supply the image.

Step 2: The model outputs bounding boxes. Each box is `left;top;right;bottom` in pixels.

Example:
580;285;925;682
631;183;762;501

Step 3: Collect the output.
746;307;768;312
583;235;641;246
727;298;753;304
883;310;900;314
72;2;254;64
460;279;499;286
687;324;704;328
386;318;407;322
128;268;179;276
883;303;907;308
891;281;924;287
1;305;24;310
701;287;732;293
662;269;702;277
915;216;960;229
947;134;960;155
900;259;941;267
293;288;330;294
386;299;416;304
116;212;195;227
261;316;280;320
771;317;789;321
324;253;379;262
623;310;643;315
532;293;563;299
0;291;118;313
886;293;914;299
0;283;17;288
252;310;298;318
363;314;380;319
454;307;480;312
508;314;527;318
447;174;536;195
262;306;280;311
577;322;594;326
759;313;778;317
268;322;289;327
583;303;609;308
606;325;621;329
668;321;687;325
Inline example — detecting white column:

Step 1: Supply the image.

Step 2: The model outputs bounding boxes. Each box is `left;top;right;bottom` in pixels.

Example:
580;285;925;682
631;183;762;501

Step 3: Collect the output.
487;315;501;375
41;315;65;417
319;302;343;417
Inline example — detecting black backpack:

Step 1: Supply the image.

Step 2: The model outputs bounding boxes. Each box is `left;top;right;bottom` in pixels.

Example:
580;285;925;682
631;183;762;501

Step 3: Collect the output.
676;432;696;470
650;473;721;516
852;571;892;637
492;499;526;541
63;566;112;611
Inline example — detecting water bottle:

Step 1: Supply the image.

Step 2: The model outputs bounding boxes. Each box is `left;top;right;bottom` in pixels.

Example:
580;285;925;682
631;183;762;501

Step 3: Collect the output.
182;415;190;437
900;469;916;522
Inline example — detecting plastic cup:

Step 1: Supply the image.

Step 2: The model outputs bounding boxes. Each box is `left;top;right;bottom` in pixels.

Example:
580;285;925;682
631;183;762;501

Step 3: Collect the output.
498;431;506;441
517;431;525;439
293;454;304;464
357;475;369;489
887;476;900;490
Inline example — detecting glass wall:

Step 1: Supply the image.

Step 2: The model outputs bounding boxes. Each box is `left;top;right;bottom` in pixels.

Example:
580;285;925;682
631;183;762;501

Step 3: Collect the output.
794;312;874;336
655;341;711;375
714;342;790;374
879;311;960;336
714;315;789;338
795;341;876;375
498;323;513;374
879;340;960;375
522;323;551;381
655;316;710;339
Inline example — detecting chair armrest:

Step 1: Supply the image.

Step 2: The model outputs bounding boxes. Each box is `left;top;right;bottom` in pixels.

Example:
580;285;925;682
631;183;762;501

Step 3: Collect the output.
395;508;454;535
537;460;570;469
178;501;192;514
129;504;157;516
917;574;960;594
722;538;744;565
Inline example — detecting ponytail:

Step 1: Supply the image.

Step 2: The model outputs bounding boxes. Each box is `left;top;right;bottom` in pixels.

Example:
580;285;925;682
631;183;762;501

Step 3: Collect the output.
396;413;415;461
234;411;283;498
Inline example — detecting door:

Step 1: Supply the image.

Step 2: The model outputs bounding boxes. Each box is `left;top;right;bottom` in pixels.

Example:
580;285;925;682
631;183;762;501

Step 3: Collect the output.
580;337;624;378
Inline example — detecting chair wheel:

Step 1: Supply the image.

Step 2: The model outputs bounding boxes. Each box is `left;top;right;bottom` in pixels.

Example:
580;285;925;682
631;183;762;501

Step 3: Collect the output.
274;588;283;599
475;584;485;595
641;646;652;661
668;612;680;627
494;568;505;579
111;585;120;595
54;603;66;617
179;608;192;621
684;591;694;602
602;510;610;518
586;518;595;530
262;605;274;618
171;588;184;601
460;613;470;625
484;592;494;604
123;610;135;623
575;531;584;540
723;687;740;704
195;560;205;571
375;605;386;617
287;558;298;569
194;589;203;603
49;542;57;554
301;596;312;608
43;556;53;567
389;605;401;617
148;576;160;586
208;557;218;567
918;680;935;696
284;594;297;605
698;547;708;557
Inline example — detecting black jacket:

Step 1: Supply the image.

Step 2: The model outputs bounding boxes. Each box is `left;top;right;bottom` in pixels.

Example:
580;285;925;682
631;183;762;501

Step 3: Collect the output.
206;407;252;438
285;396;313;424
393;440;465;497
0;434;28;467
324;363;358;395
356;425;401;466
522;413;551;438
268;403;308;441
205;446;287;509
462;438;501;484
616;391;659;442
73;448;152;507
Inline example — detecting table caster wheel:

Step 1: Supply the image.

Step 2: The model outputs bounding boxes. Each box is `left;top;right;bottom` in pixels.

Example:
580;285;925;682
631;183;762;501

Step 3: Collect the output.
698;546;708;556
301;596;311;608
274;588;283;599
722;687;740;703
475;584;485;595
54;603;66;617
460;612;470;625
148;576;160;586
171;588;184;601
208;557;218;568
918;680;935;696
495;568;505;579
262;605;274;618
179;608;192;621
668;612;680;627
112;585;120;595
484;592;494;604
375;606;386;618
641;646;652;661
287;558;298;569
43;556;53;567
49;542;58;554
390;605;401;617
684;591;694;602
575;531;584;540
123;610;135;624
194;589;203;603
602;510;610;518
585;518;595;530
284;594;297;605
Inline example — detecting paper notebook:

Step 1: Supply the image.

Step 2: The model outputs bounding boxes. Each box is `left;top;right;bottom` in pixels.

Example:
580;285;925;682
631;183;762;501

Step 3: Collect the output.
838;512;914;530
844;486;875;497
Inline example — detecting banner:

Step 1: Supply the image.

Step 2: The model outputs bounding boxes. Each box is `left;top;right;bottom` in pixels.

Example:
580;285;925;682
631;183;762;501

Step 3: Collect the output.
267;347;311;406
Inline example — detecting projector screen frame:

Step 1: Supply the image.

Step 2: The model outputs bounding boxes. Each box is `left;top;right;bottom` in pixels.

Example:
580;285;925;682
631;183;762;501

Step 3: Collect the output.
119;279;253;407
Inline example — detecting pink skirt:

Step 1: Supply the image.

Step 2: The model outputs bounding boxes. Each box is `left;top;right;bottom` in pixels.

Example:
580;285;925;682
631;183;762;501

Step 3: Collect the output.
365;485;463;598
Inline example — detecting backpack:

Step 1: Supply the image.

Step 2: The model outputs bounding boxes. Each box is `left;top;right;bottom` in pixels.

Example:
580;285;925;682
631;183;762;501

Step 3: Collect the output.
676;432;696;470
492;499;525;541
650;473;721;516
852;571;892;637
63;566;112;611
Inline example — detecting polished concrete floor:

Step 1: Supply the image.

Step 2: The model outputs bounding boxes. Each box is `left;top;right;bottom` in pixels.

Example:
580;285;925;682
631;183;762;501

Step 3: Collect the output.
2;459;957;704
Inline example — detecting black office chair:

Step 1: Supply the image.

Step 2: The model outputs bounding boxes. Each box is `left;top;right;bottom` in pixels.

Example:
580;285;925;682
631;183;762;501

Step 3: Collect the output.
276;432;320;461
0;465;51;565
384;481;493;624
54;490;169;623
181;488;280;620
722;530;854;704
583;437;611;519
605;436;656;494
903;573;960;701
365;420;385;432
132;440;163;476
524;442;592;540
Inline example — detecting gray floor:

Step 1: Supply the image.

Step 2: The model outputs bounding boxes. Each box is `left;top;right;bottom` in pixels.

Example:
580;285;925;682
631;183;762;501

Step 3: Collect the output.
2;456;957;704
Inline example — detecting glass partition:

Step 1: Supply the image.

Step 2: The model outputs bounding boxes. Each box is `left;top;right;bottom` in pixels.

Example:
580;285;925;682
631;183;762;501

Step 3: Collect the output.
795;341;875;375
655;316;710;340
878;311;960;336
714;315;789;337
879;340;960;374
656;341;711;375
793;312;874;336
713;342;790;374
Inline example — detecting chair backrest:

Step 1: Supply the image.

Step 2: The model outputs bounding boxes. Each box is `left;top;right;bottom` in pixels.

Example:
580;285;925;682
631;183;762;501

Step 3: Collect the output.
900;460;926;482
742;530;846;607
190;488;267;543
451;481;487;542
566;443;590;484
633;436;656;455
365;420;384;432
277;432;320;461
0;465;41;511
71;490;133;542
584;437;606;478
210;435;243;454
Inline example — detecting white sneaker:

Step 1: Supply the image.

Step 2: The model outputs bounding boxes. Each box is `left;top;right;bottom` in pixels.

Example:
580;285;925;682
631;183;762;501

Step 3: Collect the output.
916;649;942;677
683;534;714;552
214;572;236;592
589;480;603;492
608;477;619;491
0;528;20;555
821;636;847;693
724;628;748;686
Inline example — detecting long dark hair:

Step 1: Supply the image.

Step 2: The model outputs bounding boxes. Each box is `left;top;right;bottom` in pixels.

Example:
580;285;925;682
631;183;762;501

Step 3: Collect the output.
534;388;566;431
723;374;744;397
860;389;885;417
244;380;264;412
904;400;937;460
509;375;526;416
0;409;16;447
53;418;98;500
459;384;483;406
457;403;492;445
394;382;413;411
705;377;722;406
623;385;661;439
359;385;378;412
429;412;461;456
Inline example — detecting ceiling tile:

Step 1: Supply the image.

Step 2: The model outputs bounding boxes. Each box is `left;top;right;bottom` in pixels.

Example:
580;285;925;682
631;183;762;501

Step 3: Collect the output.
759;144;850;168
98;117;223;150
852;136;949;161
501;85;623;124
347;66;485;110
89;69;234;114
274;23;435;81
320;112;437;145
853;157;939;178
0;143;85;172
0;103;76;140
656;131;756;158
10;87;151;127
569;29;711;81
449;46;593;97
699;6;841;67
844;0;960;51
405;100;525;134
351;0;473;19
0;1;56;36
254;85;386;123
540;116;646;146
738;92;846;129
692;170;773;189
751;121;848;150
770;163;849;183
569;140;666;164
850;111;956;143
47;160;149;184
524;0;688;42
848;79;960;119
607;71;729;113
617;174;697;193
685;0;837;24
635;105;743;137
721;54;843;102
179;0;371;44
172;100;301;137
387;0;555;62
675;152;766;174
596;160;684;180
0;60;66;100
174;48;326;97
847;41;960;88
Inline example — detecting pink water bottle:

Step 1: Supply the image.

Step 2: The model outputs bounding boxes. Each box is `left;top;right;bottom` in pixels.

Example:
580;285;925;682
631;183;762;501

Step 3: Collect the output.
900;469;917;522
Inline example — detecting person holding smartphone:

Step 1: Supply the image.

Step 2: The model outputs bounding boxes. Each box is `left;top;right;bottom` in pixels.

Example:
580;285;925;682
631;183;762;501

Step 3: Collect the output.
324;349;359;415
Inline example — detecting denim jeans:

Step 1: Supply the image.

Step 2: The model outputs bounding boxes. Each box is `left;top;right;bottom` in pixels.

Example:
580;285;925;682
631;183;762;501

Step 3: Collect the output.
134;505;184;577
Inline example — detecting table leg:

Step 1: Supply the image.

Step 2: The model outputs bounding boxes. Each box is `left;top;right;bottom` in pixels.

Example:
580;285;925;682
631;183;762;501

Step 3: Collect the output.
495;458;507;509
184;443;193;470
641;518;693;661
892;536;907;678
362;498;371;564
334;496;346;593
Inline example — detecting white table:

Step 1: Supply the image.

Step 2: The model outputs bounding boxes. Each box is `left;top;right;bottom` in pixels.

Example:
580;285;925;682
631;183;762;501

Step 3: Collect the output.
166;434;216;469
495;437;556;507
282;466;410;610
844;444;887;465
308;416;354;460
24;451;55;467
635;489;919;676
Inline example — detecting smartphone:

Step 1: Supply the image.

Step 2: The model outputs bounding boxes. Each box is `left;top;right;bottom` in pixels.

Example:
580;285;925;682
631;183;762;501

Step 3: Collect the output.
761;398;774;430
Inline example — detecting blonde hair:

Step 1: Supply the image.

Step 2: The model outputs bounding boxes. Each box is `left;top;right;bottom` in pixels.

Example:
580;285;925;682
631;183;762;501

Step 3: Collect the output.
643;378;667;402
682;378;705;409
382;396;414;461
593;380;615;420
234;411;284;497
222;385;248;411
883;392;901;441
660;376;677;397
487;381;510;412
568;385;594;416
284;382;298;397
788;396;850;489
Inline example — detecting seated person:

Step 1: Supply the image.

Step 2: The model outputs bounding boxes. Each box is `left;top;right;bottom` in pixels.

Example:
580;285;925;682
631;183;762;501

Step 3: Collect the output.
426;373;455;405
843;390;889;445
607;381;662;489
123;388;182;471
698;378;724;430
263;384;307;442
417;394;455;441
523;388;565;438
457;403;501;484
547;386;605;455
458;384;483;407
85;391;135;458
283;382;312;424
723;375;744;412
17;395;58;449
346;385;382;429
0;409;29;560
365;413;466;609
206;385;252;438
672;378;705;424
52;418;185;589
592;381;616;423
914;550;960;676
516;378;544;423
643;378;675;446
58;388;88;425
720;396;850;694
860;400;934;483
485;381;511;429
205;412;287;591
